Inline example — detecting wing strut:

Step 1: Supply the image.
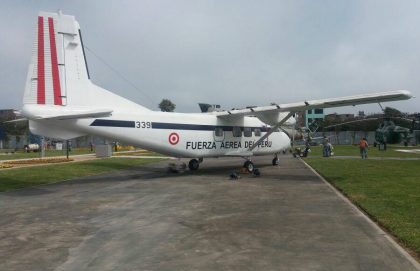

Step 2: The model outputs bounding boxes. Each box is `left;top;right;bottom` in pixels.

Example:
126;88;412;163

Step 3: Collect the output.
248;112;294;151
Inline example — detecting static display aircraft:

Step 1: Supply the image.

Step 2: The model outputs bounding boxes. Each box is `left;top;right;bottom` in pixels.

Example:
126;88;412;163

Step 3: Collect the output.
374;119;411;147
325;117;419;148
18;11;413;172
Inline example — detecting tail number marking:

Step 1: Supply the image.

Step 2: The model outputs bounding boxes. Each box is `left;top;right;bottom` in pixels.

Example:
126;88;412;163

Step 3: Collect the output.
135;121;151;128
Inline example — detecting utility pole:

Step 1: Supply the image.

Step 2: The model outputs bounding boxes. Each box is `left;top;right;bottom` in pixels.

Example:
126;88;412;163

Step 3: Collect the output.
40;136;45;158
66;140;69;159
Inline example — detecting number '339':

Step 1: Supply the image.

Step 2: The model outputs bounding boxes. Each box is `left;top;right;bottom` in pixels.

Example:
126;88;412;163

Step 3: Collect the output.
136;121;151;128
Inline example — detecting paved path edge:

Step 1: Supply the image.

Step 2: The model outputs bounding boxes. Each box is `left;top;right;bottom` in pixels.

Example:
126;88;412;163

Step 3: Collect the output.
299;158;420;270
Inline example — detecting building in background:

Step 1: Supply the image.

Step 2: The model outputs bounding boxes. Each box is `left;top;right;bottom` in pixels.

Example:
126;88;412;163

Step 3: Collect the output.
305;108;325;127
324;113;355;123
0;109;15;120
0;125;6;149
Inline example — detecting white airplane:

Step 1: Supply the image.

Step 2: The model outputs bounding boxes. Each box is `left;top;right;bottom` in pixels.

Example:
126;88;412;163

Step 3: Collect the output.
19;11;412;172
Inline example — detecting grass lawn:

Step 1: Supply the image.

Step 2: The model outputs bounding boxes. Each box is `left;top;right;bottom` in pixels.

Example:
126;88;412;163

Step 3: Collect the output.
0;148;94;161
0;157;162;192
306;144;420;158
0;148;162;160
113;150;166;156
305;157;420;258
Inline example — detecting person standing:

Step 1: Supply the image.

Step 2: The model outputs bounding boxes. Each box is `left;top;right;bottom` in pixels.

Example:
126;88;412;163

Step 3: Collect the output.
322;137;329;157
323;137;333;157
359;137;369;159
327;141;334;157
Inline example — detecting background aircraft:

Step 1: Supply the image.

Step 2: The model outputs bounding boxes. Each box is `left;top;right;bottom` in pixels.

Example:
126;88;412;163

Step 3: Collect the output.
325;117;420;148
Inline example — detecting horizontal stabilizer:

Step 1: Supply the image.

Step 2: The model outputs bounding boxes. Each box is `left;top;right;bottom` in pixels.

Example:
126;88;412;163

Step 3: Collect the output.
22;105;112;120
41;110;113;120
3;118;28;123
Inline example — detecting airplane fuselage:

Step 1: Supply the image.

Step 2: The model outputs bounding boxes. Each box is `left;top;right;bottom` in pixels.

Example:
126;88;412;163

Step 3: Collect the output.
31;111;292;158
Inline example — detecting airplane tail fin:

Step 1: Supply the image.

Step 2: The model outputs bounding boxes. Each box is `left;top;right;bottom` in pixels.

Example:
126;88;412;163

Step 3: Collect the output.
23;11;88;106
23;11;149;111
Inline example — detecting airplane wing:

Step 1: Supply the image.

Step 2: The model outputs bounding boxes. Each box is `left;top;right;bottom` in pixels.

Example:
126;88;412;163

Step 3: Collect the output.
214;90;412;123
211;89;412;152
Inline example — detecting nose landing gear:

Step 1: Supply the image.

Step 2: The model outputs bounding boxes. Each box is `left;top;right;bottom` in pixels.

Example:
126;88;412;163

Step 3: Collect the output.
243;160;255;173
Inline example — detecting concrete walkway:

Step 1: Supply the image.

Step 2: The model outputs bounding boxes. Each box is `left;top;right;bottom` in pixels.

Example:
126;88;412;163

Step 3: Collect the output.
0;156;418;271
307;155;420;160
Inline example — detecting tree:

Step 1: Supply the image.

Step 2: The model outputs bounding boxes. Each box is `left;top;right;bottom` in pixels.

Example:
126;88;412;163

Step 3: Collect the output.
158;99;176;112
0;111;27;136
384;107;402;118
0;124;7;142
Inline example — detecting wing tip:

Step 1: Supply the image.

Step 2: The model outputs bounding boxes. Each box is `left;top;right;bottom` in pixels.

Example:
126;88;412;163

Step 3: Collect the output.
397;90;413;99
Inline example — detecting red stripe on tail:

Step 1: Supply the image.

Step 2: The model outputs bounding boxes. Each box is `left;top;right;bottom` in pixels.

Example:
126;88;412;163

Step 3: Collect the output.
37;16;45;104
48;17;62;105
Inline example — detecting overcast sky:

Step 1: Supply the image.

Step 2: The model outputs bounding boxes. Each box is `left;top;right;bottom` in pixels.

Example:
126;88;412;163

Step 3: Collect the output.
1;0;419;114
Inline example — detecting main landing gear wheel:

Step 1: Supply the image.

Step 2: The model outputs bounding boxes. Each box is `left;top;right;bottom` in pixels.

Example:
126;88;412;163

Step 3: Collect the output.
188;159;200;171
243;161;254;173
272;157;279;166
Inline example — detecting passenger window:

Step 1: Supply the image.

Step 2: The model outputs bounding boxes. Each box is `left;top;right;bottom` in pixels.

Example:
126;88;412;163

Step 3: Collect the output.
244;127;252;137
215;127;224;137
232;127;242;137
254;128;261;137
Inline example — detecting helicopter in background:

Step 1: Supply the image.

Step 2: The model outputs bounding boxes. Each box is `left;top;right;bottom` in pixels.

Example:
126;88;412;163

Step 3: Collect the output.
373;118;418;148
324;115;419;149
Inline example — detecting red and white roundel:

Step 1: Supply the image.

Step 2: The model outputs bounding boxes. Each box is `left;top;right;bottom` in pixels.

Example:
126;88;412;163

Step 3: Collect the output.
168;132;180;145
